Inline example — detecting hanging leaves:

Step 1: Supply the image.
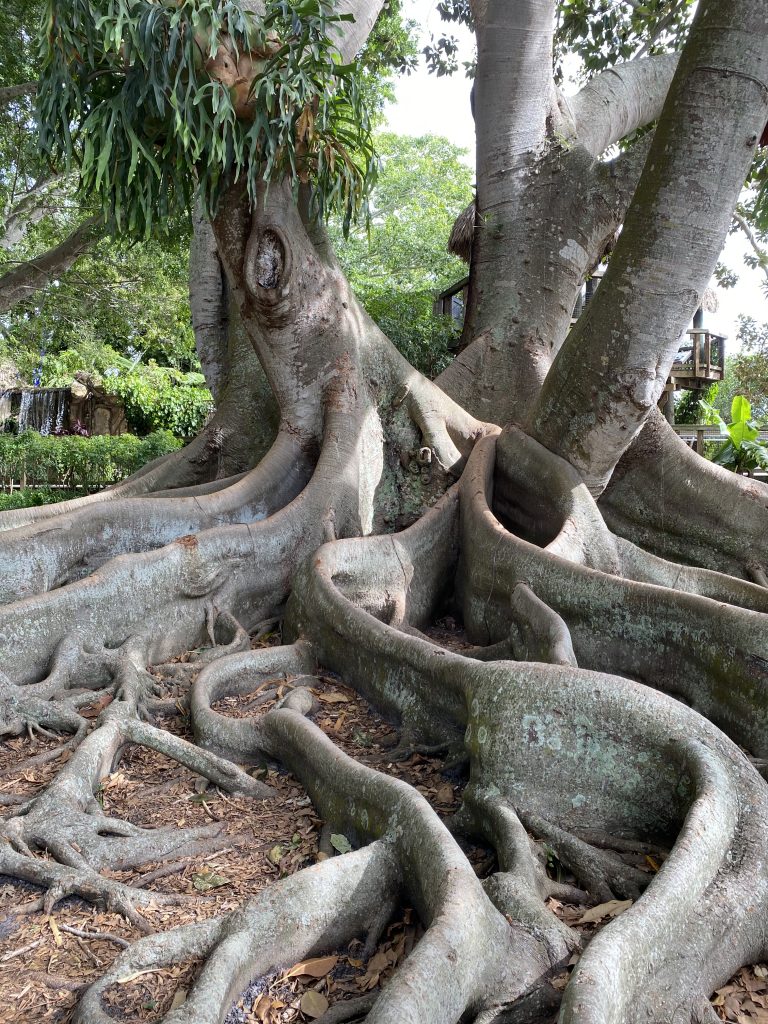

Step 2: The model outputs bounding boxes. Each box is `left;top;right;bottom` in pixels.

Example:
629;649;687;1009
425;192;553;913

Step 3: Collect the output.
37;0;378;237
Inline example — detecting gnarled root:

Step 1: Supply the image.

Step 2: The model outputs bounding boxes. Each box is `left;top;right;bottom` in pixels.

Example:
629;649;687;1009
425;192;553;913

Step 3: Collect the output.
0;431;312;604
282;495;768;1023
461;431;768;755
599;408;768;580
75;693;547;1024
1;655;270;919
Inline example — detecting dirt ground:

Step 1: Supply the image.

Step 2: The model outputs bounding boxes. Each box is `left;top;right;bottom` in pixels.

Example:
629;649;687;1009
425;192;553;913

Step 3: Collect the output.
1;621;766;1023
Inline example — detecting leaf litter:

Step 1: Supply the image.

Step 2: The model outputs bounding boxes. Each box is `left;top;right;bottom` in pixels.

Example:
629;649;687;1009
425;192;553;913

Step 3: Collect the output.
0;621;765;1022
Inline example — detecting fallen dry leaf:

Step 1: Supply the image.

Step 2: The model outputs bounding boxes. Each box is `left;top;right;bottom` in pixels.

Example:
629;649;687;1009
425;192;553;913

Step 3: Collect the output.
286;955;338;979
300;989;329;1018
47;916;62;947
577;899;633;925
169;988;187;1010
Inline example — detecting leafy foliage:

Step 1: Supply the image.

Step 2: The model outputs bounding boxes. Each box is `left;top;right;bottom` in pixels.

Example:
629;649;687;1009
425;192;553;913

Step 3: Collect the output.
39;348;213;438
1;232;196;370
38;0;381;236
0;428;181;491
728;317;768;422
554;0;695;81
0;486;82;511
330;132;471;377
674;383;718;425
701;394;768;474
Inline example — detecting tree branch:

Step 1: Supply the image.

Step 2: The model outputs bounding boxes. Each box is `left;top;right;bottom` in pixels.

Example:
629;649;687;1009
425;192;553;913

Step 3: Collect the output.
569;53;679;157
333;0;387;63
733;209;768;291
0;216;101;313
0;82;37;105
0;173;73;250
530;0;768;496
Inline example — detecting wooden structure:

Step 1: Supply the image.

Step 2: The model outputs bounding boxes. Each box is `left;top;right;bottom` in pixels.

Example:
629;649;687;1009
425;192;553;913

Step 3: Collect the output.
434;277;469;323
435;275;725;425
668;328;725;389
659;313;726;423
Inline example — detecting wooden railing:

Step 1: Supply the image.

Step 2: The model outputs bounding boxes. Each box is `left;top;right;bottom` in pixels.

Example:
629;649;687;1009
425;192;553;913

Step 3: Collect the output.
671;423;768;453
670;329;725;382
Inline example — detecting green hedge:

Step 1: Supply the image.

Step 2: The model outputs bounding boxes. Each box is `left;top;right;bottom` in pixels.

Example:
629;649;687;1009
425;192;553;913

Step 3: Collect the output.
0;488;82;512
0;430;182;492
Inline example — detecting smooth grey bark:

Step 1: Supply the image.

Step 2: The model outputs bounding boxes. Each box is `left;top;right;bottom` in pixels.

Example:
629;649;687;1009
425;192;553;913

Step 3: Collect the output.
190;199;230;404
600;406;768;579
0;215;100;313
333;0;387;61
528;0;768;494
568;54;679;158
436;20;673;426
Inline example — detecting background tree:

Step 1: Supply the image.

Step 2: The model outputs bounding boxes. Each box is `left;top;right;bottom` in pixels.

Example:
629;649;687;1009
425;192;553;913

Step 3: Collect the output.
0;4;768;1024
730;315;768;420
331;130;472;376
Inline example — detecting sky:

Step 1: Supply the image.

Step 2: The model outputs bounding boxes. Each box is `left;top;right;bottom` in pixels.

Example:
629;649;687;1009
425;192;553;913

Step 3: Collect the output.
383;0;768;351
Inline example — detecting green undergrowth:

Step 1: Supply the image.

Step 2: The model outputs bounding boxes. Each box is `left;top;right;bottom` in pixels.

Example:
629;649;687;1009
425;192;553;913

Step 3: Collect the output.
0;430;182;494
0;487;82;512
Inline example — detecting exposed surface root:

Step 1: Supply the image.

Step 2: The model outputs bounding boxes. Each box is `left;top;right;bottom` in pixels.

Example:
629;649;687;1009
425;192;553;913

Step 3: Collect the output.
600;409;768;579
463;431;768;755
0;432;312;604
1;653;270;922
1;393;767;1024
76;696;533;1024
283;491;768;1024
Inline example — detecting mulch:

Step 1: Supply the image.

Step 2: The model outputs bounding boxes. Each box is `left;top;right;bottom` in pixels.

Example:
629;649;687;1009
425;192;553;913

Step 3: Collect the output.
0;622;764;1023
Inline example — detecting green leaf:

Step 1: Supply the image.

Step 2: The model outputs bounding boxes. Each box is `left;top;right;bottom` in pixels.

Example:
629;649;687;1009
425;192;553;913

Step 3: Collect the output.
731;394;753;425
330;833;352;854
191;869;229;892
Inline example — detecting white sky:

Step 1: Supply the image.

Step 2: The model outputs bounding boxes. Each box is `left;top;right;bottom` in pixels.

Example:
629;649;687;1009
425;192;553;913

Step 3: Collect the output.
384;1;768;350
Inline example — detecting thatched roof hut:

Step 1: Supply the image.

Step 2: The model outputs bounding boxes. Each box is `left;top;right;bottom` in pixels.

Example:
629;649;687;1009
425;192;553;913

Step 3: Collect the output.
448;201;476;263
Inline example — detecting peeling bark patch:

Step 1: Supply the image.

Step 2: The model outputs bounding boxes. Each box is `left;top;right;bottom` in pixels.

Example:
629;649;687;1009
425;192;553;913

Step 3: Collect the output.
255;230;285;290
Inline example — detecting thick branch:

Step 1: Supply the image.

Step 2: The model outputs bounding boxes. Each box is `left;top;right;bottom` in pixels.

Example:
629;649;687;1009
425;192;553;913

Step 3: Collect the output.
0;216;100;313
529;0;768;495
334;0;387;63
0;82;37;105
569;54;679;157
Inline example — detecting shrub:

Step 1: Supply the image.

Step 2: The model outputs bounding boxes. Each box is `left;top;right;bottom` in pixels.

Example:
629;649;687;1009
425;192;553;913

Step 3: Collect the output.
0;488;82;512
0;430;182;493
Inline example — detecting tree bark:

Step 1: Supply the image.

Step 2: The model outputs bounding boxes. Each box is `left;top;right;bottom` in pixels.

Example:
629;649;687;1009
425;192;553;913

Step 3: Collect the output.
1;5;768;1024
0;215;100;313
0;82;36;105
528;0;768;494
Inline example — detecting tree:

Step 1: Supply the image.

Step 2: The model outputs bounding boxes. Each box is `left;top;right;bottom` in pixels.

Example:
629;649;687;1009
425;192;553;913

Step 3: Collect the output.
730;315;768;420
330;131;472;376
1;3;768;1024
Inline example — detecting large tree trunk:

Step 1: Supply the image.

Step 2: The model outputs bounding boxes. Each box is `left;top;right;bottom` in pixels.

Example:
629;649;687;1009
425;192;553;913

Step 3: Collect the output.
2;3;768;1024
